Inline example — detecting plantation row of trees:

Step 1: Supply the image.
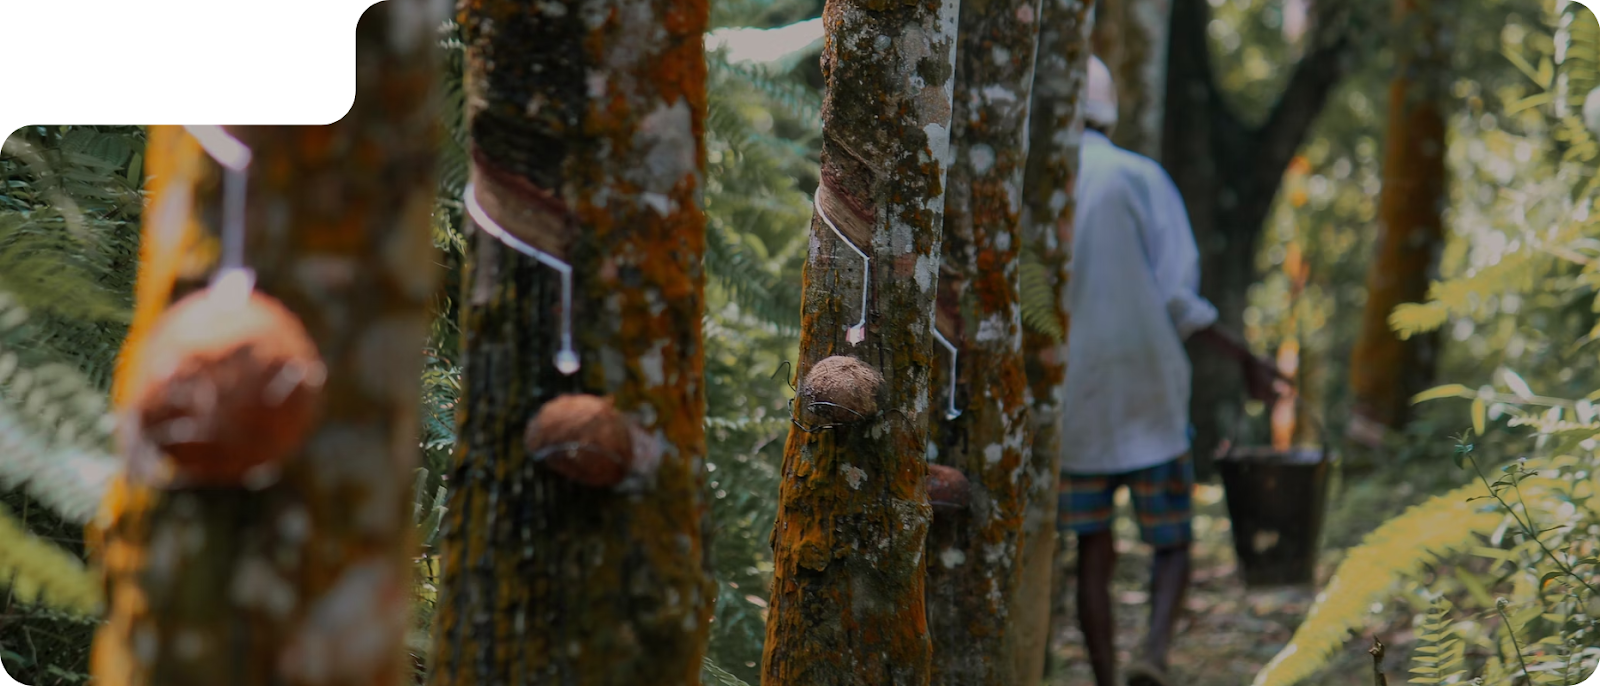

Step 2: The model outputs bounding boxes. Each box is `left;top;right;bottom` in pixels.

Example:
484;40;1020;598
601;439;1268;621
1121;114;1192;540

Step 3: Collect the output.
6;0;1600;683
8;0;1103;683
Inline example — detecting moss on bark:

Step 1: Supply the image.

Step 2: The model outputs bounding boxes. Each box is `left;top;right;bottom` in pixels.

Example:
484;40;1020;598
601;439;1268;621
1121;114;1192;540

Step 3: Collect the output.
759;0;961;683
922;0;1045;681
1009;0;1095;681
424;0;715;684
91;4;442;685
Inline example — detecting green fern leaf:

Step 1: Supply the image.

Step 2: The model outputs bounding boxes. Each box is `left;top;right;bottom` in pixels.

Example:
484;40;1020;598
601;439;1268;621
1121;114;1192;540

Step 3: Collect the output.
1254;479;1510;686
0;504;102;616
702;656;754;686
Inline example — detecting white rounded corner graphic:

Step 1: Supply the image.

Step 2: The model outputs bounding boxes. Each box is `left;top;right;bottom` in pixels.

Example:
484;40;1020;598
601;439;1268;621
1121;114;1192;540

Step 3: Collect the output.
0;0;383;135
0;658;24;686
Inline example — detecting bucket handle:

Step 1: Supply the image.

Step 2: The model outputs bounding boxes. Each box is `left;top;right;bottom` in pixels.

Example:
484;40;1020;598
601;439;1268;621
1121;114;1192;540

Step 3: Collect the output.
1220;394;1334;465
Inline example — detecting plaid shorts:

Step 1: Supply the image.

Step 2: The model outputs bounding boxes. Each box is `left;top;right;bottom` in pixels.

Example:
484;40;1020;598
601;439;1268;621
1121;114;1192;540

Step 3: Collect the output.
1057;453;1195;548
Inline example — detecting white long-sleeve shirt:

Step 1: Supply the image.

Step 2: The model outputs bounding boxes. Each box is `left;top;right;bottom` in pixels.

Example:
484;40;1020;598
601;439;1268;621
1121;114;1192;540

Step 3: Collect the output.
1059;130;1218;475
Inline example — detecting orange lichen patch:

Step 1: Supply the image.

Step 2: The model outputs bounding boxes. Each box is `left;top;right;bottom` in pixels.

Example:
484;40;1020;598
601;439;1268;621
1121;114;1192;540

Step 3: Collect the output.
760;0;958;683
112;127;211;409
428;0;715;683
924;0;1043;677
124;283;324;489
1012;1;1093;680
523;394;636;488
94;7;439;686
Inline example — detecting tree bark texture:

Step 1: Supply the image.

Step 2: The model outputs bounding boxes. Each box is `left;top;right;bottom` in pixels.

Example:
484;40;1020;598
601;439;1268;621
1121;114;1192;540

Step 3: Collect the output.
91;4;442;685
1347;0;1448;434
1089;0;1168;157
924;0;1043;681
759;0;961;682
1161;0;1352;472
424;0;715;683
1010;0;1095;682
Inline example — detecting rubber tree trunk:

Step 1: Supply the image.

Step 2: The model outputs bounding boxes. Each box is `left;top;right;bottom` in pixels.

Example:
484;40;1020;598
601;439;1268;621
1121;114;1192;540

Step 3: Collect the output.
424;0;715;683
91;4;442;684
758;0;960;682
1088;0;1168;157
1009;0;1095;682
1346;0;1448;440
923;0;1044;681
1161;0;1352;472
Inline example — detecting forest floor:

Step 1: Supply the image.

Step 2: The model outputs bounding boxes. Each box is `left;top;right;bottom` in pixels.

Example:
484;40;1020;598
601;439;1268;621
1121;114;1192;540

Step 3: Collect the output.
1045;460;1448;686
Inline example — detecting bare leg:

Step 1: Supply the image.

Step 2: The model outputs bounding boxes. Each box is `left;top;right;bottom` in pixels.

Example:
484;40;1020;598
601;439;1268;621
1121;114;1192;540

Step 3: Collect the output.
1142;542;1191;670
1077;530;1118;686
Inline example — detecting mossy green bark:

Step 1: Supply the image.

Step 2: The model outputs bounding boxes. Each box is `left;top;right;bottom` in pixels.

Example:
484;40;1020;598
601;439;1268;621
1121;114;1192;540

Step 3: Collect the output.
1010;0;1095;681
759;0;960;683
91;4;442;685
923;0;1044;682
424;0;715;684
1088;0;1169;157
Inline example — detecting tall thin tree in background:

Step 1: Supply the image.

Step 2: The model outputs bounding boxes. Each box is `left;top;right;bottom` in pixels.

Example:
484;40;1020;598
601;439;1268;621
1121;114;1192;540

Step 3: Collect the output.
1347;0;1451;443
424;0;715;682
923;0;1044;679
1089;0;1167;157
91;3;442;684
1010;0;1096;681
758;0;960;681
1163;0;1356;470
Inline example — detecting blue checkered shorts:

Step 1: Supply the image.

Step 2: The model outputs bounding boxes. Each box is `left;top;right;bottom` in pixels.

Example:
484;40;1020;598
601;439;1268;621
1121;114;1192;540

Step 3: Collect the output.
1057;453;1195;548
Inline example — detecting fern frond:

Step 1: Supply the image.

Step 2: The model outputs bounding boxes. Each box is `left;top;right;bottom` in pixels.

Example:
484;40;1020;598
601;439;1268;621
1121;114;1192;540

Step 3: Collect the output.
702;655;754;686
1407;596;1466;685
1019;255;1065;342
708;53;822;130
1253;480;1507;686
1390;249;1547;340
0;504;102;616
0;397;117;525
705;219;802;333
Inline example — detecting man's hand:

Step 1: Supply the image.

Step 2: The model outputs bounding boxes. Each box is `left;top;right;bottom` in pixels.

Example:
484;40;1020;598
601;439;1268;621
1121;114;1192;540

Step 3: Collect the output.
1241;354;1288;404
1191;325;1294;403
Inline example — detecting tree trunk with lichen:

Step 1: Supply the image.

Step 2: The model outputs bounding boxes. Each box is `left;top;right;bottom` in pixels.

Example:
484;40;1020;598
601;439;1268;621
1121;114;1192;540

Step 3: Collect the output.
1088;0;1166;157
758;0;960;683
90;4;442;685
1009;0;1094;682
922;0;1042;681
423;0;715;684
1346;0;1447;442
1162;0;1352;472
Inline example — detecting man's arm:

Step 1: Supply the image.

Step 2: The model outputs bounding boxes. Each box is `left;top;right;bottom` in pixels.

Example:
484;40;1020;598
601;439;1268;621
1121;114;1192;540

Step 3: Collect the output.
1138;165;1290;401
1190;324;1292;402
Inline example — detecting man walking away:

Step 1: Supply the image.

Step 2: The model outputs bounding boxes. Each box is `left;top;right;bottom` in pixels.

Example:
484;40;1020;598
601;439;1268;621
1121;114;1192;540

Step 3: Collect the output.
1059;55;1281;686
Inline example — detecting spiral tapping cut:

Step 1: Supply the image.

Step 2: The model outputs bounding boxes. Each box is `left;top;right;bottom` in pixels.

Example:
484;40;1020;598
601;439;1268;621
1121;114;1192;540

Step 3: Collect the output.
932;326;961;420
813;197;870;345
462;182;580;375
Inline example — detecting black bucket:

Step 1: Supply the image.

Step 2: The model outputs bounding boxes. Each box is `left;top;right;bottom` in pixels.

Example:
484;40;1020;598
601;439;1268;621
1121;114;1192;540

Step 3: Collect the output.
1216;443;1333;588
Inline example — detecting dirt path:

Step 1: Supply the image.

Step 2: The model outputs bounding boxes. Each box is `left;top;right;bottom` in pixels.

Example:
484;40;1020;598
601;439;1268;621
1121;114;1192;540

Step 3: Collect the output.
1045;483;1406;686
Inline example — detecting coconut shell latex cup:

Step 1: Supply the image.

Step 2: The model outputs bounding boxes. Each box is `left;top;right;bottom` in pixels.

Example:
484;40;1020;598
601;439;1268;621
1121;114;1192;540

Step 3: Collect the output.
797;356;883;425
524;394;661;489
926;463;970;513
123;276;325;489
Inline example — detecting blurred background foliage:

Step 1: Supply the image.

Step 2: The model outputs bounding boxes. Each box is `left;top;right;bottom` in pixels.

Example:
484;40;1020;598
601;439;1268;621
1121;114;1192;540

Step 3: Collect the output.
4;0;1600;683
